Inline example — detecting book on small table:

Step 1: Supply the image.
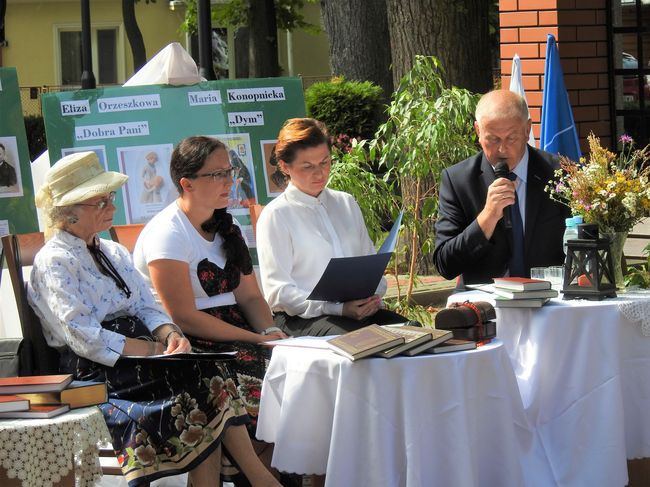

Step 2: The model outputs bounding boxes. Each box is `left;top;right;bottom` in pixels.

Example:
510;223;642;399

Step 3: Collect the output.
18;381;108;409
492;277;551;291
0;395;30;413
425;339;477;354
327;324;404;361
0;403;70;419
376;326;452;358
0;374;73;394
494;297;551;308
492;288;558;300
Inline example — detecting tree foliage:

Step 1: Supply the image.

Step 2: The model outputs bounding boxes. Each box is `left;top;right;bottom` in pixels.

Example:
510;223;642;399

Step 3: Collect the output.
179;0;319;35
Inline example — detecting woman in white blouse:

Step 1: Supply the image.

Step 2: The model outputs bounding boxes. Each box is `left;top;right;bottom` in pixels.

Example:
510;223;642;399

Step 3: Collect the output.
27;151;280;487
257;118;405;336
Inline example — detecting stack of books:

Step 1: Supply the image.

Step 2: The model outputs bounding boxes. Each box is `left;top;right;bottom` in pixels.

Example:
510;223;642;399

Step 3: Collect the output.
0;374;107;419
492;277;558;308
326;323;456;360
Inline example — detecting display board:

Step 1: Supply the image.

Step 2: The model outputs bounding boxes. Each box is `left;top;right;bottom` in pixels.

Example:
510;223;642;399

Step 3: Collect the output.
42;77;306;246
0;68;38;235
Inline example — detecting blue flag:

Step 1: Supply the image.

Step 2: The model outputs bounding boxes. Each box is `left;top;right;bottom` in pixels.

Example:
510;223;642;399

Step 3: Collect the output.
540;34;581;162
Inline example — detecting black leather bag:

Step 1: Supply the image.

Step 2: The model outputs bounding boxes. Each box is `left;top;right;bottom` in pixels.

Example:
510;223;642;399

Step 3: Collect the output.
0;338;25;377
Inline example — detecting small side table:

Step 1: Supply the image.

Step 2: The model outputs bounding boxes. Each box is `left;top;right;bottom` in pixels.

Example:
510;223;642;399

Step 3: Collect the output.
0;406;111;487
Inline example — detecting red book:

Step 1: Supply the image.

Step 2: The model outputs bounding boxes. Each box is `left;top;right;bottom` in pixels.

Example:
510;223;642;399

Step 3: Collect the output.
0;404;70;419
492;277;551;291
0;395;30;413
0;374;73;394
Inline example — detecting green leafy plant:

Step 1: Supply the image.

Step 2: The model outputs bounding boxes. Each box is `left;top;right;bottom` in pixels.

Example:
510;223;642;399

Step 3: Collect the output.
305;77;384;140
327;139;396;244
374;55;480;303
625;243;650;288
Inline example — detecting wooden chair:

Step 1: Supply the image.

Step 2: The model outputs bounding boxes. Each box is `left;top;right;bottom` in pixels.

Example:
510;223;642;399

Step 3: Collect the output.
1;233;151;482
249;204;265;238
109;224;145;253
1;232;57;376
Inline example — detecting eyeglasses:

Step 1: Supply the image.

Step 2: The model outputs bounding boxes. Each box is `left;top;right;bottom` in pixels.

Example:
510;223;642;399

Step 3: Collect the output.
194;166;240;182
75;192;116;210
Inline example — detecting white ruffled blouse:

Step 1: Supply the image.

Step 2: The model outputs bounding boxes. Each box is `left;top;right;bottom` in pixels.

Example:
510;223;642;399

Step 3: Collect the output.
27;230;171;366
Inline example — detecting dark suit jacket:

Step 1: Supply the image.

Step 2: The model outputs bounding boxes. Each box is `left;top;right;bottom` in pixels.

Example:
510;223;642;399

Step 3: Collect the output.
433;146;570;288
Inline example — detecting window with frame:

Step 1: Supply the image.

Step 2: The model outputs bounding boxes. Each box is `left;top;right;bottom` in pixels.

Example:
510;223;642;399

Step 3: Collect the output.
611;0;650;146
58;27;120;86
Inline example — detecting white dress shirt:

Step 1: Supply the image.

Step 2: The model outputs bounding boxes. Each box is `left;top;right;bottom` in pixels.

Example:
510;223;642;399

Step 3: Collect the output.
28;231;171;366
256;183;387;319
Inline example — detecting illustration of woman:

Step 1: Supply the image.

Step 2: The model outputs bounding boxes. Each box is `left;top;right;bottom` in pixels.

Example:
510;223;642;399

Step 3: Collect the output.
140;151;163;204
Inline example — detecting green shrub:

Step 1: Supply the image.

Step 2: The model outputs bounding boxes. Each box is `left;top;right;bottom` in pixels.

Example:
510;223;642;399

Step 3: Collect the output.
305;77;383;139
24;115;47;161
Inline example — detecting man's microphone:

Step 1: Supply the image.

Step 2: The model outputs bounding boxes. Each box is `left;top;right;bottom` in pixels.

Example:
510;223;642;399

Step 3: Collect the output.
494;161;512;229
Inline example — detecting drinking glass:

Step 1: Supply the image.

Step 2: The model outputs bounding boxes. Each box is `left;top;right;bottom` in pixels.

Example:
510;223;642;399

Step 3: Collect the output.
530;267;546;280
545;266;564;290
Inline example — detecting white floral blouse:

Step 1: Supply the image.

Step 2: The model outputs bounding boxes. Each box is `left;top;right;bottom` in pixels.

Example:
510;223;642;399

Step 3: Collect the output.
27;230;172;367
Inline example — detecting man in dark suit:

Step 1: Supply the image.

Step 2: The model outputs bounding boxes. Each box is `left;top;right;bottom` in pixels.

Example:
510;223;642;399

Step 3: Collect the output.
433;90;569;288
0;143;18;188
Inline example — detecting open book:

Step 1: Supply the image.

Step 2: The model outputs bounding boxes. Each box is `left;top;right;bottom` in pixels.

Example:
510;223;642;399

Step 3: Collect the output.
307;211;403;302
120;351;237;361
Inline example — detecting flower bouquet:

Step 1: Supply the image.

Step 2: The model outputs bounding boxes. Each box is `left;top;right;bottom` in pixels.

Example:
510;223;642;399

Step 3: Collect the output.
545;133;650;287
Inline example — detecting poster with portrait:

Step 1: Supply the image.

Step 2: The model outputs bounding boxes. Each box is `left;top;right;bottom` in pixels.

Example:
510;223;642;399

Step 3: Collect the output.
259;139;287;197
0;136;23;198
117;143;176;223
61;145;108;170
208;133;257;215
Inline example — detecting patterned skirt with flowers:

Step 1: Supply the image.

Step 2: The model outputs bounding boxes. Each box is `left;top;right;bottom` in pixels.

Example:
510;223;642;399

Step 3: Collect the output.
186;304;270;434
60;316;249;487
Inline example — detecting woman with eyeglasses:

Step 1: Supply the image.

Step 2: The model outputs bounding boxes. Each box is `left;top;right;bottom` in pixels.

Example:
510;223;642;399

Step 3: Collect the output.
27;151;281;487
133;136;287;482
256;118;406;337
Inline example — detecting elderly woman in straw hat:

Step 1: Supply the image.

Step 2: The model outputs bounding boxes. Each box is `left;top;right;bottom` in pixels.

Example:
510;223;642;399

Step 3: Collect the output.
27;152;281;487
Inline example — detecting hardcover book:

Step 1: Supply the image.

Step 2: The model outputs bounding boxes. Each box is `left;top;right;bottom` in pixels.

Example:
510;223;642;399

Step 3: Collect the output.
492;277;552;291
401;328;454;356
0;403;70;419
18;381;108;409
426;339;477;354
327;324;404;361
492;288;559;300
0;374;73;394
494;297;551;308
0;395;30;413
376;326;452;358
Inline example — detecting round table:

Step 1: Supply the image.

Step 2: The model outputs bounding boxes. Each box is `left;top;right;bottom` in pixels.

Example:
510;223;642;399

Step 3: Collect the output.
257;339;533;487
0;406;111;487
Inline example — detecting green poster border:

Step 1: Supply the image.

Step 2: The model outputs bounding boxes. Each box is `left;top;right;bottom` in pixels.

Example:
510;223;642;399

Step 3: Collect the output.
0;67;38;234
42;77;306;232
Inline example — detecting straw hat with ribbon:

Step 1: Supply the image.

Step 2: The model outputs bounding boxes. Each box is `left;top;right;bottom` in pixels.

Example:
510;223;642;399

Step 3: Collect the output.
35;151;128;236
36;151;127;208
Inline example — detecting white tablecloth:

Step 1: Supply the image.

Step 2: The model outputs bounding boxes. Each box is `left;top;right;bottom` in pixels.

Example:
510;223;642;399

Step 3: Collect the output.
451;291;650;487
257;340;533;487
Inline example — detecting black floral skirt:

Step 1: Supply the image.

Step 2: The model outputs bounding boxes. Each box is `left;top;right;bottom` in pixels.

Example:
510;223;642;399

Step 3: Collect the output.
59;316;249;487
187;304;270;434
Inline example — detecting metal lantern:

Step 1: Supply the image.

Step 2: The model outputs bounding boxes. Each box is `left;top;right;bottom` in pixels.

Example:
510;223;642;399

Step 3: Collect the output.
563;223;617;300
